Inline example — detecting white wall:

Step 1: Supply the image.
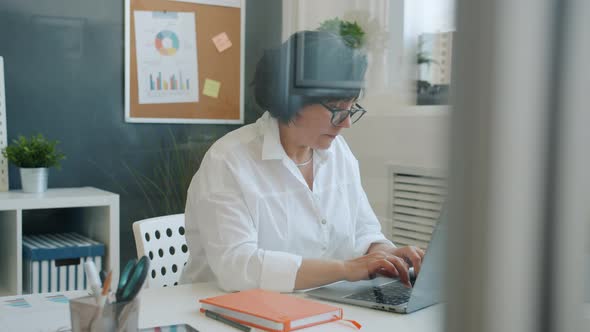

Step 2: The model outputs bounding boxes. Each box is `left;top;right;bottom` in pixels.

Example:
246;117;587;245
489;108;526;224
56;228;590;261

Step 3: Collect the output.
342;106;450;226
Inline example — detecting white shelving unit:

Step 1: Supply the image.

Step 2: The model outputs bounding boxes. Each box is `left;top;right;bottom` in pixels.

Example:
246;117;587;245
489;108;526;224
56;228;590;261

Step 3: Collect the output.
0;187;119;296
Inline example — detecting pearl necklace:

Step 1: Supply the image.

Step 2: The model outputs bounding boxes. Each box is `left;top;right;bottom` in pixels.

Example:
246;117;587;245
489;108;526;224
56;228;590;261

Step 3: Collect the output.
294;151;313;167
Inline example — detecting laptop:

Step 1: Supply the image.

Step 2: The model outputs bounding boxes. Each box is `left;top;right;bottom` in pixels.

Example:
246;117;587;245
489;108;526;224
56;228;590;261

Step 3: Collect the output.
305;208;447;314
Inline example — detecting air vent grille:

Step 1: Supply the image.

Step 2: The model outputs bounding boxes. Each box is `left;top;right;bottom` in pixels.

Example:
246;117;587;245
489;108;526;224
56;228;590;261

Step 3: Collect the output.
390;165;446;249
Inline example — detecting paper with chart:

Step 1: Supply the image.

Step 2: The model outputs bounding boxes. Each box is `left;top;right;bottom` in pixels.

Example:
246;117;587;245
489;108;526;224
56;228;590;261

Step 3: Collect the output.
134;11;199;104
0;292;87;331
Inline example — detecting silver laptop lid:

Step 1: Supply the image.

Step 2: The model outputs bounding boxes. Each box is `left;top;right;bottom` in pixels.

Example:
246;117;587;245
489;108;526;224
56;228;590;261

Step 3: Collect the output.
406;206;447;313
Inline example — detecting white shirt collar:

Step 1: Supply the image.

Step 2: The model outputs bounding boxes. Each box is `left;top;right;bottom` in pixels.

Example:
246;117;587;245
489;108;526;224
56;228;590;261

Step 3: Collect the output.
259;112;285;161
258;111;333;164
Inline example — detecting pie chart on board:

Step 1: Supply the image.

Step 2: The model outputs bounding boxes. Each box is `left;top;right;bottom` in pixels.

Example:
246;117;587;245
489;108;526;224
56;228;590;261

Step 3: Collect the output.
155;30;179;56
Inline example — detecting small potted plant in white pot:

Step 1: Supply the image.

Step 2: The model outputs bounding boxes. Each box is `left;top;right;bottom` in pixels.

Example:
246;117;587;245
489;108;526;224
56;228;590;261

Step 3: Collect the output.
2;134;65;193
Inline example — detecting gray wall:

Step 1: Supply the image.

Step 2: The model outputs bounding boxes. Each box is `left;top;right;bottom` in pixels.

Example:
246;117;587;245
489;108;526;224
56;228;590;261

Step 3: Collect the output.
0;0;282;268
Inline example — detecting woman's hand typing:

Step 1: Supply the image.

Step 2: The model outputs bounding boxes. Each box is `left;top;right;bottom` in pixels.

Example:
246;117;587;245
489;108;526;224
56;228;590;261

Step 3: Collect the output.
343;251;413;287
293;245;424;290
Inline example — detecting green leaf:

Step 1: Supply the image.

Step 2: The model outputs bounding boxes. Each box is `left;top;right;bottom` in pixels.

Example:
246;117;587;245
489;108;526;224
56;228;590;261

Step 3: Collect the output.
317;17;365;49
1;133;66;168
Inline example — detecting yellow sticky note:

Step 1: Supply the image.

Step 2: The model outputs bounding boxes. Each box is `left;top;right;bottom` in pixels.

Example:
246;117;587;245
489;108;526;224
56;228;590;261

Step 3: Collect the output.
212;32;232;53
203;78;221;98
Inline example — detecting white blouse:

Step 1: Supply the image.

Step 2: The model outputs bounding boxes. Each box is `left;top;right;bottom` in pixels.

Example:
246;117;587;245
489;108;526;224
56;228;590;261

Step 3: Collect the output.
180;112;393;292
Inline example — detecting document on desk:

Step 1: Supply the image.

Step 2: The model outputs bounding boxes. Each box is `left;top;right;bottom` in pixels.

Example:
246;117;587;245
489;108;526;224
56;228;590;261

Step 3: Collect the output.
0;291;87;332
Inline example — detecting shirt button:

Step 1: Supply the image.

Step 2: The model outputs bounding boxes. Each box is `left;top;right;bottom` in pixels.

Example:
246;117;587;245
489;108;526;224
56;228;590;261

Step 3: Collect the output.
321;219;327;225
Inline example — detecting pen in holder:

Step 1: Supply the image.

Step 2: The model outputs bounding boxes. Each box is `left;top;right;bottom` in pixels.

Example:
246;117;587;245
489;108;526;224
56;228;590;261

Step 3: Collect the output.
69;295;140;332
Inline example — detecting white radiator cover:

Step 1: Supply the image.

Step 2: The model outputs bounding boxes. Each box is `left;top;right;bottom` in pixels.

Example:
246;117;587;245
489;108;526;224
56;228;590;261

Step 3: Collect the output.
389;165;446;249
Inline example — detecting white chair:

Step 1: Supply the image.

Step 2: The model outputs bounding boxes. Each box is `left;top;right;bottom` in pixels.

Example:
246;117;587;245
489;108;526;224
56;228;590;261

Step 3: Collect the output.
132;213;189;288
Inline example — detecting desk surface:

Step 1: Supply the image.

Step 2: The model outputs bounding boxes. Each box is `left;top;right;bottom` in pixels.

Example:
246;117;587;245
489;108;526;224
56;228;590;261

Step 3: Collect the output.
140;282;444;332
3;282;589;332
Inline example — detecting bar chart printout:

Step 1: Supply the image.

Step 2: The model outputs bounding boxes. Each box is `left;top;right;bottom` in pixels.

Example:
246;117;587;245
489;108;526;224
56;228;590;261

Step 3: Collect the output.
134;11;199;104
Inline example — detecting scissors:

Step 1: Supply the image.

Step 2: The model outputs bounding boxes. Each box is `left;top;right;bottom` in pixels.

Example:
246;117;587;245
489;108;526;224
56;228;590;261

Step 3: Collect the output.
116;255;150;303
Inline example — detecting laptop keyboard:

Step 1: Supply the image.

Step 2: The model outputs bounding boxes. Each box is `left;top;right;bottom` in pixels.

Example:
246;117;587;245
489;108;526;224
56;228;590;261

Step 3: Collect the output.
345;282;412;306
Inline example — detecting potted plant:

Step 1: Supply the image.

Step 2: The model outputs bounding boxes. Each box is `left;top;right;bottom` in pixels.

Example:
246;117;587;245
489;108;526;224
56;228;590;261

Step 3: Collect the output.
1;134;65;193
317;17;366;49
416;46;439;104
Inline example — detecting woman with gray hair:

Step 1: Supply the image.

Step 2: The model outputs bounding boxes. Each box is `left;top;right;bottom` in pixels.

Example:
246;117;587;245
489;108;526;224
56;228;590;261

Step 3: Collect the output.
181;30;424;292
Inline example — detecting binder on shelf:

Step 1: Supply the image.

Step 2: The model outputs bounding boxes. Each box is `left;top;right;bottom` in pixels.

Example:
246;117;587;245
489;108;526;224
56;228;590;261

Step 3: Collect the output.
22;232;105;294
199;288;342;332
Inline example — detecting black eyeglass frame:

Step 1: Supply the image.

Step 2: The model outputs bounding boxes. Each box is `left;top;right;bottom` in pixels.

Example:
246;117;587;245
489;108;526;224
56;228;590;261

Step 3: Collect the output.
320;102;367;126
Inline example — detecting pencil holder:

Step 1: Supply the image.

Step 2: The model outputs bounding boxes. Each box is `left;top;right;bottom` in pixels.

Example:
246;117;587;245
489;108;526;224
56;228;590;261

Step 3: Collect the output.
69;295;140;332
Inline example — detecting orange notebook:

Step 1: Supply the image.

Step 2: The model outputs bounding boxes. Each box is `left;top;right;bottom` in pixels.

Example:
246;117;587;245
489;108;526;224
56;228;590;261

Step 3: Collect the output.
199;289;343;332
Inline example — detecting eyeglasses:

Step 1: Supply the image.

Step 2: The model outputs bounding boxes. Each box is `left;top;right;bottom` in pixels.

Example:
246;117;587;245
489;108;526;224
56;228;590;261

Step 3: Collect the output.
320;102;367;126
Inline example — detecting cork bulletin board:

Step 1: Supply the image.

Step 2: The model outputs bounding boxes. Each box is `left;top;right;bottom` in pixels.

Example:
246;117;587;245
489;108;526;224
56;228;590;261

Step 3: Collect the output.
125;0;244;124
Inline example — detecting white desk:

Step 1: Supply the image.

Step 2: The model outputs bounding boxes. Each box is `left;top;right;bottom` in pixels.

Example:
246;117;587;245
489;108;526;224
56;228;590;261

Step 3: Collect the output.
140;283;590;332
3;283;590;332
140;283;444;332
0;283;443;332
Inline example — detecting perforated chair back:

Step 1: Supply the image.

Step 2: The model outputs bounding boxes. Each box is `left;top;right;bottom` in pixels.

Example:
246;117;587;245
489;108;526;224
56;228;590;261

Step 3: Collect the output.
132;213;189;288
